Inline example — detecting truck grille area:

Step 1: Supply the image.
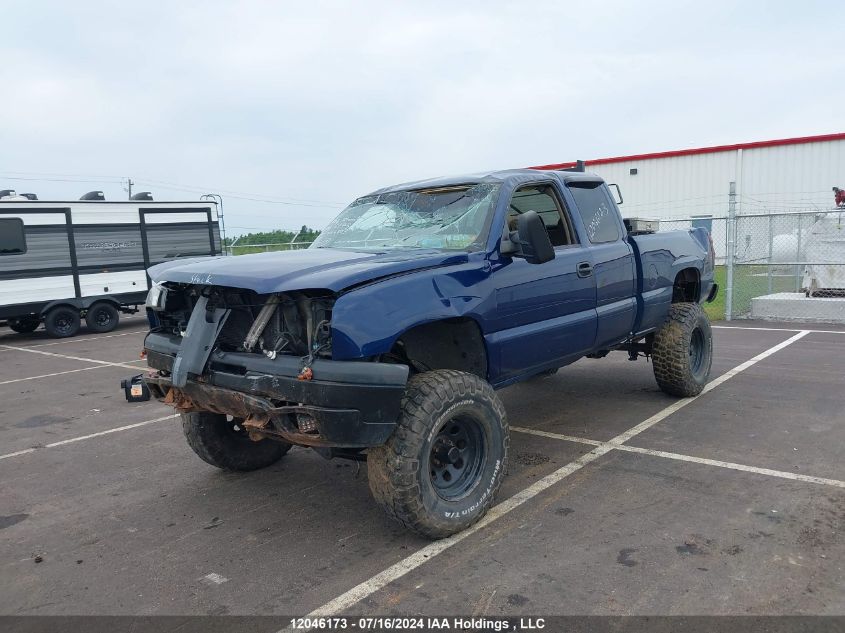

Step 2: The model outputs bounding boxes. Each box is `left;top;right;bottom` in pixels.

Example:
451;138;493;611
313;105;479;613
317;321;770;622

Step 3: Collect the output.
151;284;334;360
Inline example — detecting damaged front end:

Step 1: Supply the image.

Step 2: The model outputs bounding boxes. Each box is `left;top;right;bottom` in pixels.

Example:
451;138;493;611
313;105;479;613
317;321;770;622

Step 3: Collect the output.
143;283;408;449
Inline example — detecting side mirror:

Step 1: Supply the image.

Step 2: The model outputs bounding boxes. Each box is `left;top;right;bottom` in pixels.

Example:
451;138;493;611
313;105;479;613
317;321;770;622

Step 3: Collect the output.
513;210;555;264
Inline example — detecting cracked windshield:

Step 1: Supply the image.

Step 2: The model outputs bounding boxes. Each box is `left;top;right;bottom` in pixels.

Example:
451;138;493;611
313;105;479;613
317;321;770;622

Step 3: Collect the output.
311;183;500;250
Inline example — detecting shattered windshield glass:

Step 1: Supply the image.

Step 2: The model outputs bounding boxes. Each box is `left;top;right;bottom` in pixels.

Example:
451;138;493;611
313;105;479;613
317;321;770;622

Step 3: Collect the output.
311;183;500;251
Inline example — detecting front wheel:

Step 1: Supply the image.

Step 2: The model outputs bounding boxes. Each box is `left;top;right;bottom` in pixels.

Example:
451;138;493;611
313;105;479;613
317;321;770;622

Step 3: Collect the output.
652;302;713;397
181;412;291;471
368;370;509;539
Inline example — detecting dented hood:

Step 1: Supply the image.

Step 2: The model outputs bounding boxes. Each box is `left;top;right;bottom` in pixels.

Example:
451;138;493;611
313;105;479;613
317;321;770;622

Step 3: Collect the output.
147;247;468;293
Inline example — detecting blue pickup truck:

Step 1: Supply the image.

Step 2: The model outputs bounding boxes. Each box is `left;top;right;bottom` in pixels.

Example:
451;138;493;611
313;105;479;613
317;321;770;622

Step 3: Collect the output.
143;168;717;538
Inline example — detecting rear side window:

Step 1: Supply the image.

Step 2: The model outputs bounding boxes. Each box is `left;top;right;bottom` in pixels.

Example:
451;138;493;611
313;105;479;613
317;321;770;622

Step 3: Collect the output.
0;218;27;255
568;182;620;243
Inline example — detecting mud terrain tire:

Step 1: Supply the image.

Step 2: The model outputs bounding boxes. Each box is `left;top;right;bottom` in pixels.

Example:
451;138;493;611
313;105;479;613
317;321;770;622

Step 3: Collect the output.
652;302;713;397
182;412;291;471
368;370;509;539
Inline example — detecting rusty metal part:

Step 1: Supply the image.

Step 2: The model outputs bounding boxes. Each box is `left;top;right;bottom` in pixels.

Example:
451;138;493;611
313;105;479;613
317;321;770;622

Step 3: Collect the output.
242;415;272;442
145;375;365;448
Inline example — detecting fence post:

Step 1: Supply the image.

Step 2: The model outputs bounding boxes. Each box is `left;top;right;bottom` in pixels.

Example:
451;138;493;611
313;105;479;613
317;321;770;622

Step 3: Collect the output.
795;215;803;292
725;182;736;321
767;214;774;294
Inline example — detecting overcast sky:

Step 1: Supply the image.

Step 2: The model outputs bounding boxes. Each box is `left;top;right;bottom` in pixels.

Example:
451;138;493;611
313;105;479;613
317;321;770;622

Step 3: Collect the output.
2;1;843;235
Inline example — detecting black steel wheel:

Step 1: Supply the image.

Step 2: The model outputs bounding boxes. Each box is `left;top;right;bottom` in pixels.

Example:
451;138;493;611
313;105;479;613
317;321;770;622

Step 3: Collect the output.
44;306;81;338
8;316;40;334
368;370;509;539
429;415;486;500
86;302;120;333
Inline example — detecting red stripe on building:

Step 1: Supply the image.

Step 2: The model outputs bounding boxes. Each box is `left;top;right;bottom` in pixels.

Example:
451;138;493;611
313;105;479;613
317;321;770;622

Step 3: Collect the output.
528;132;845;171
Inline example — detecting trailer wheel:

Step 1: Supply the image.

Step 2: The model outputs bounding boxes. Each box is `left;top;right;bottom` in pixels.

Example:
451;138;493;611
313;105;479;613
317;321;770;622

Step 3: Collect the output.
368;370;509;539
652;302;713;397
44;306;81;338
86;302;120;333
8;317;40;334
182;412;291;471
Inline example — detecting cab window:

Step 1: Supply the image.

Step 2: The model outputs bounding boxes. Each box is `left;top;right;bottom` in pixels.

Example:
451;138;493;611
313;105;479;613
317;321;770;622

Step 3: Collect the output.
507;184;576;247
567;182;620;244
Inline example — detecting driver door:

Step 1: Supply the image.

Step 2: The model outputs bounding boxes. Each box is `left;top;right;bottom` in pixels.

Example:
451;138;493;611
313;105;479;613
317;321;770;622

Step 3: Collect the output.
488;182;598;383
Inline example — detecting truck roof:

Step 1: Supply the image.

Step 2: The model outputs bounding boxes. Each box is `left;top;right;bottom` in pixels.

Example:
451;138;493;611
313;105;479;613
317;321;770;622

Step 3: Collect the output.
369;168;604;195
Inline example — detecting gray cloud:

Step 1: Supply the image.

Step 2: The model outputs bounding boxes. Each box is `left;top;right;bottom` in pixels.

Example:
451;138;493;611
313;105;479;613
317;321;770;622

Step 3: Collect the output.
2;0;843;233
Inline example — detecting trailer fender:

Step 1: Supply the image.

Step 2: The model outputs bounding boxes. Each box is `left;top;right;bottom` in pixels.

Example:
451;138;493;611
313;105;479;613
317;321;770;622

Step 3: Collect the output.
39;296;122;316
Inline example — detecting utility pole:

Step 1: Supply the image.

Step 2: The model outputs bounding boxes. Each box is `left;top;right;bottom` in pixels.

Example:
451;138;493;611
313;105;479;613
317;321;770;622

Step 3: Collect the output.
125;178;134;199
726;181;736;321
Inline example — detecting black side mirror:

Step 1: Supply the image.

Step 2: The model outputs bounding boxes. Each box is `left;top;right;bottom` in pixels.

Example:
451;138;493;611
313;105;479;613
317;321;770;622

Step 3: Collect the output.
514;210;555;264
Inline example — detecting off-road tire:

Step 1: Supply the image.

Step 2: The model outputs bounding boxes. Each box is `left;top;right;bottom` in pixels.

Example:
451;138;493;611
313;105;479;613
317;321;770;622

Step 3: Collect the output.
181;412;291;471
85;302;120;333
44;306;81;338
368;370;509;539
652;302;713;397
8;317;39;334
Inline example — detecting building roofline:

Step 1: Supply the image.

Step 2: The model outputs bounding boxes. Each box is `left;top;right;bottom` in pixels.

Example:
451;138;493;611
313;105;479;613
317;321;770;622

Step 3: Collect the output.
528;132;845;171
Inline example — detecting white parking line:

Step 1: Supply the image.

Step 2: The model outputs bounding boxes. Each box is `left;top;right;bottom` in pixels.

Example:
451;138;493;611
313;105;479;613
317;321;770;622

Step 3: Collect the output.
0;414;179;460
291;330;811;624
609;330;808;445
44;414;179;448
512;428;845;489
0;448;37;460
713;325;845;335
301;445;614;622
0;344;141;371
0;329;148;351
29;329;148;348
0;364;116;386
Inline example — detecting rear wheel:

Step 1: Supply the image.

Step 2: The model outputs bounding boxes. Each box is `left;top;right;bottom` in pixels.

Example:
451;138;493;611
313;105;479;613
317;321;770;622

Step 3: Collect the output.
8;316;40;334
652;302;713;397
44;306;81;338
368;370;509;539
86;302;120;333
181;411;291;471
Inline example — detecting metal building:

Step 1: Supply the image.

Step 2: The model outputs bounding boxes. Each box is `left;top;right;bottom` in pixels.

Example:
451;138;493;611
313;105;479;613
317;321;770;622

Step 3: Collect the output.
531;132;845;225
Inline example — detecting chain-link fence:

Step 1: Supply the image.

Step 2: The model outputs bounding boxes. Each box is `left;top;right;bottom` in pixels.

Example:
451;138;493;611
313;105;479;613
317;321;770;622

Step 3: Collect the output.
224;241;314;255
660;210;845;322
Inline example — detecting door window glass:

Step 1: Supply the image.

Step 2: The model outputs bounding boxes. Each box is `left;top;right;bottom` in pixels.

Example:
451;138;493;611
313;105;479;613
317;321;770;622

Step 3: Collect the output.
507;185;576;247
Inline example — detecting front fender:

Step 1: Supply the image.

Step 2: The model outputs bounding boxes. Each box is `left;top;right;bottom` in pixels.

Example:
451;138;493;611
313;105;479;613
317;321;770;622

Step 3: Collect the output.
330;261;493;359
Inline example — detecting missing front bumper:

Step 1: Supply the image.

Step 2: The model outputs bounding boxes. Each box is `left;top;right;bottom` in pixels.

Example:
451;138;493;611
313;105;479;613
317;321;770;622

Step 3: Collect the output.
144;332;409;448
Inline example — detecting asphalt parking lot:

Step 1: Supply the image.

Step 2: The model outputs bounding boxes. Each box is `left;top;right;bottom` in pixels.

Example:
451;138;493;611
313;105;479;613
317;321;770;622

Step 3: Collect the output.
0;318;843;617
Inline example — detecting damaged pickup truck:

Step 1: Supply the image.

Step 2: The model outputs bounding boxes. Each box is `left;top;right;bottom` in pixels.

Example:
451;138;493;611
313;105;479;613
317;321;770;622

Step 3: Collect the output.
142;168;717;538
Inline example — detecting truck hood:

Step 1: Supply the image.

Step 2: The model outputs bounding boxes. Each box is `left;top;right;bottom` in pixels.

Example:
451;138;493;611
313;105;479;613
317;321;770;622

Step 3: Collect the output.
148;248;469;294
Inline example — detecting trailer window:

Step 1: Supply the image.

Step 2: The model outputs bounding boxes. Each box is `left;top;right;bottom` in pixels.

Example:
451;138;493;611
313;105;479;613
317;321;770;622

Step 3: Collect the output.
568;182;620;243
0;218;26;255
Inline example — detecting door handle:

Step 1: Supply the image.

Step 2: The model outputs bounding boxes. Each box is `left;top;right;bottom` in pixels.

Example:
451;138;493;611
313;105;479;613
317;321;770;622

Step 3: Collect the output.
577;262;593;278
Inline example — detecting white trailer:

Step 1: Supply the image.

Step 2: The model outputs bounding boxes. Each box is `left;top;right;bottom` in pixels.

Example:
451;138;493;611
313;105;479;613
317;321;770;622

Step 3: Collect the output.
0;191;221;337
